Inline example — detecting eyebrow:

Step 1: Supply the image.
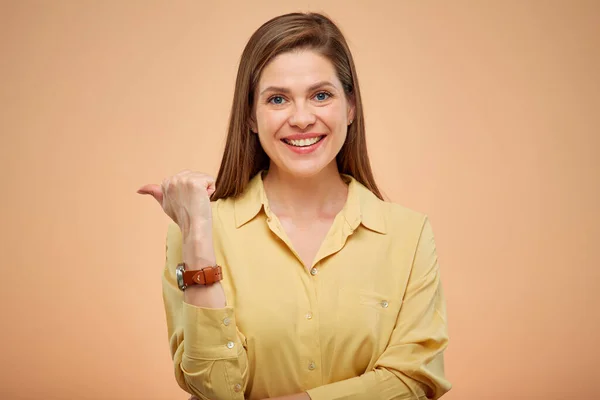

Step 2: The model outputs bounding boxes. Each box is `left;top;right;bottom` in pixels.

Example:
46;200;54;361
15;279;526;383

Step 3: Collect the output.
259;80;336;97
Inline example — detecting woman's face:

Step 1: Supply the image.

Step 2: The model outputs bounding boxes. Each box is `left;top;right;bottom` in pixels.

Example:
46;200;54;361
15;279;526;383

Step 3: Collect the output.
251;49;355;178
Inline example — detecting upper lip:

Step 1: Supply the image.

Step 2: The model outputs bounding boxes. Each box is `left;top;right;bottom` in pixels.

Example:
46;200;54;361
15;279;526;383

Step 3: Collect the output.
281;133;326;140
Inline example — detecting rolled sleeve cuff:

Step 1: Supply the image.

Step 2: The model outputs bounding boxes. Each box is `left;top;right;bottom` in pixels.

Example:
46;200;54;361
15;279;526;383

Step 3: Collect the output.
183;302;245;360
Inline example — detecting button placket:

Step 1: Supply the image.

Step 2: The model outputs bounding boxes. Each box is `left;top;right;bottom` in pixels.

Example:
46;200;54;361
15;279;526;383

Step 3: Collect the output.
302;261;323;386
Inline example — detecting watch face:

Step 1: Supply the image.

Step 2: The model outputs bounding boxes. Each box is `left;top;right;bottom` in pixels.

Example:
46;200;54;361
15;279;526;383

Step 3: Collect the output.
176;264;186;290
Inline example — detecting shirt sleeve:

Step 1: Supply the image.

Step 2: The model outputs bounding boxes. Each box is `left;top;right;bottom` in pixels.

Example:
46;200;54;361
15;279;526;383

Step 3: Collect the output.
162;222;249;400
306;216;451;400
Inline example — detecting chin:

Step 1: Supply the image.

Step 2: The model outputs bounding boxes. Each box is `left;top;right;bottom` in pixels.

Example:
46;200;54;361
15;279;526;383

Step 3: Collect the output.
278;159;336;179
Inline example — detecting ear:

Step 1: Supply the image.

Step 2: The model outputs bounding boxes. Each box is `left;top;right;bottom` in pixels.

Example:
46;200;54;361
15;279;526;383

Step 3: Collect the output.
347;96;356;125
248;113;258;133
249;119;258;133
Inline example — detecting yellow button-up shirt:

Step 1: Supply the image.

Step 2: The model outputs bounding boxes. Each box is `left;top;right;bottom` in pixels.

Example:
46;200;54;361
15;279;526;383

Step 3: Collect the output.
162;171;451;400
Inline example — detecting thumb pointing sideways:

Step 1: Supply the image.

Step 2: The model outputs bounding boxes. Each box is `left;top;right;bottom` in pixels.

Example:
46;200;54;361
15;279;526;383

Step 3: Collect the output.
136;184;163;206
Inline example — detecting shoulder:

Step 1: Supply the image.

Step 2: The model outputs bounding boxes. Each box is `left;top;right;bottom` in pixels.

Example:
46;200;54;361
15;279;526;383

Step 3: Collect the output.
376;198;433;243
384;201;428;228
352;177;429;237
375;201;440;277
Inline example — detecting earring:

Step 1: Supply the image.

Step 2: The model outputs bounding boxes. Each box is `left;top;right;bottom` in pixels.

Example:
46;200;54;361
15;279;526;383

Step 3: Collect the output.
349;120;353;125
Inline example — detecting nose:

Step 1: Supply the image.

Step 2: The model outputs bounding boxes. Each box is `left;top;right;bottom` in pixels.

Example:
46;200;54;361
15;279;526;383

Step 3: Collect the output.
288;101;317;130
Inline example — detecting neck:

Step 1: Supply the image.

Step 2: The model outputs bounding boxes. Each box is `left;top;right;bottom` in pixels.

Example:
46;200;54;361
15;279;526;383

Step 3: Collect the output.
263;163;348;221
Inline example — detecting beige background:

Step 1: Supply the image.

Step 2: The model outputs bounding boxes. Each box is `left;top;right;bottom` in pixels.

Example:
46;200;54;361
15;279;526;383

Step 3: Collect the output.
1;1;598;399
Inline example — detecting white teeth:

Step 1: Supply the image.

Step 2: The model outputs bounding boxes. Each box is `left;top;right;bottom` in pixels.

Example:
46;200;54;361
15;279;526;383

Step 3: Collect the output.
285;136;322;147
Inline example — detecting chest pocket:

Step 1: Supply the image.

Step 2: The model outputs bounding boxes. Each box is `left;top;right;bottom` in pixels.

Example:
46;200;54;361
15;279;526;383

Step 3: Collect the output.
335;287;402;353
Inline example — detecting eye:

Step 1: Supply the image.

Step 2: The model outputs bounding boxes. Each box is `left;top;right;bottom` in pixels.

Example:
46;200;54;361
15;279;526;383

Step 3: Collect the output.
314;91;332;101
268;96;286;105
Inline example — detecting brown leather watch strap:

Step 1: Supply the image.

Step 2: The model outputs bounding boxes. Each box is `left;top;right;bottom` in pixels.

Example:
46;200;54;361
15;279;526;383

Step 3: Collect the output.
181;265;223;286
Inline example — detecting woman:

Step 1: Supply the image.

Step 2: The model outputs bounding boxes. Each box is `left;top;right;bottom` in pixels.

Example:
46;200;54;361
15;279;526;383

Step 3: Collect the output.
138;12;451;400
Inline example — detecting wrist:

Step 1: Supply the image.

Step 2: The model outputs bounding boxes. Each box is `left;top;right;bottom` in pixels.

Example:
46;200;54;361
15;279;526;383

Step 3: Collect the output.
183;220;213;243
183;246;216;269
182;233;216;269
189;216;212;230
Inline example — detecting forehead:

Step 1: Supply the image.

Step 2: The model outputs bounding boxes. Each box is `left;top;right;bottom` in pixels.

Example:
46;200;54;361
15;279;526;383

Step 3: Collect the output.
258;50;340;89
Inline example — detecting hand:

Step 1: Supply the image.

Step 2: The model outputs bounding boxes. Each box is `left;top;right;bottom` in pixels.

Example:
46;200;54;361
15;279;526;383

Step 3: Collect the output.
137;170;216;238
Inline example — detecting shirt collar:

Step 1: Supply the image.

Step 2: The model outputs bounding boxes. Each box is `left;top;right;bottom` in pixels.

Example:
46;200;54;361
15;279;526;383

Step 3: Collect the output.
233;170;387;234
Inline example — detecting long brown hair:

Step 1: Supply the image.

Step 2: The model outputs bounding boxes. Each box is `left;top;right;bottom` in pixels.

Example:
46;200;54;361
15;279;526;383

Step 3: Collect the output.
212;12;383;201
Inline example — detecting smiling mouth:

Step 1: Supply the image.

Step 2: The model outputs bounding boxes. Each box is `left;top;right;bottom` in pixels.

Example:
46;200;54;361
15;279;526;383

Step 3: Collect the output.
281;135;325;147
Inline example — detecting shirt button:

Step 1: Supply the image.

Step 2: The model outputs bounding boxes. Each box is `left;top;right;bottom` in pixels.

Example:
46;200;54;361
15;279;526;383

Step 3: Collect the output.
308;361;316;370
223;317;231;326
305;312;313;320
226;341;235;349
381;300;389;308
310;267;318;276
233;383;242;392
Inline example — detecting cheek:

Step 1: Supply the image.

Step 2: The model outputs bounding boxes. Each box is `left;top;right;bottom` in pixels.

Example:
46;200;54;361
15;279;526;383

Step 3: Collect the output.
256;108;287;133
255;110;284;155
319;105;346;130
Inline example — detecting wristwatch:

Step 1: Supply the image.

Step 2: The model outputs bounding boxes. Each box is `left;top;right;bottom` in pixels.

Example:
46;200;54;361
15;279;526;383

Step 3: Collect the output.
176;262;223;290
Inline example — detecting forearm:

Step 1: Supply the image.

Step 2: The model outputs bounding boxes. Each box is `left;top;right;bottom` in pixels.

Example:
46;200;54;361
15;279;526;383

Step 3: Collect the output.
305;368;426;400
264;392;311;400
182;219;226;308
163;217;248;399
